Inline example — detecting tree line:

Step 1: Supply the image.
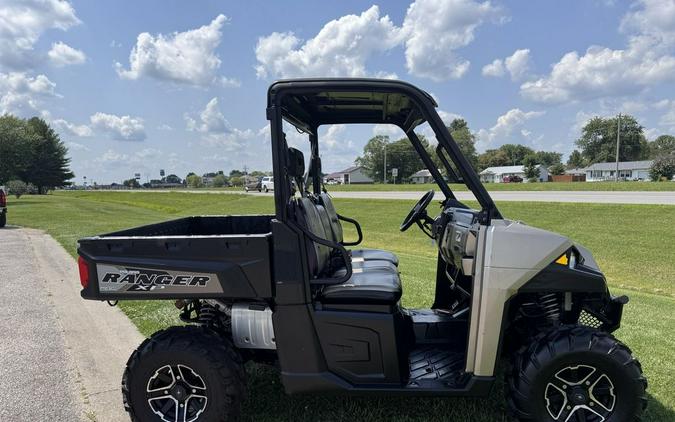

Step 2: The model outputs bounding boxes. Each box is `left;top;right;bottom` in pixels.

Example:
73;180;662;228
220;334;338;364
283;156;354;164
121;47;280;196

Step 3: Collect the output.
0;115;73;194
355;116;675;183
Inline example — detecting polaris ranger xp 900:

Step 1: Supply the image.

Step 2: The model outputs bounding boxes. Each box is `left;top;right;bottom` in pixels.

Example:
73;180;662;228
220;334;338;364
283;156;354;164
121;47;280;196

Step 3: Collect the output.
78;79;646;422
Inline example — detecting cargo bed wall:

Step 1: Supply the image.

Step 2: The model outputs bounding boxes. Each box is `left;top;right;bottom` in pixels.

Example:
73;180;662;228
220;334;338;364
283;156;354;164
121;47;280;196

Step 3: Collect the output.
78;215;274;301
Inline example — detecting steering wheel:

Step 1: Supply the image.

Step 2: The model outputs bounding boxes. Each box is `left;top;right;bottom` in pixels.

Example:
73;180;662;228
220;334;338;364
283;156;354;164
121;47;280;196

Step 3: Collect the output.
400;190;435;232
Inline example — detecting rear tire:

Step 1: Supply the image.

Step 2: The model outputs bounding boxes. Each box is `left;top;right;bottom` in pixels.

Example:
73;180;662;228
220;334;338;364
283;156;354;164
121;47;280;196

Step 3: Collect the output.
123;326;246;422
507;325;647;421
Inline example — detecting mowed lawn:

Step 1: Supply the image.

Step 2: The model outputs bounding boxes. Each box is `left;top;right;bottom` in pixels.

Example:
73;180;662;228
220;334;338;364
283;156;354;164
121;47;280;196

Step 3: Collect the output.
6;191;675;421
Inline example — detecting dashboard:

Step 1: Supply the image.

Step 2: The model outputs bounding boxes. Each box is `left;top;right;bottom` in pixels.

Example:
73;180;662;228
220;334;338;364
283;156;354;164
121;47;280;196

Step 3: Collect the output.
433;207;480;276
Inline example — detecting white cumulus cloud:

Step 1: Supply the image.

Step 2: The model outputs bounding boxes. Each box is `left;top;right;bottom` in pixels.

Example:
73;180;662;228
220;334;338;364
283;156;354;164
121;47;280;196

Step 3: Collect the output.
0;71;58;115
90;112;146;141
52;118;92;137
0;0;81;69
48;41;86;67
521;0;675;103
255;6;403;79
482;49;531;80
255;0;504;81
477;108;545;150
402;0;504;81
116;15;238;87
185;98;229;133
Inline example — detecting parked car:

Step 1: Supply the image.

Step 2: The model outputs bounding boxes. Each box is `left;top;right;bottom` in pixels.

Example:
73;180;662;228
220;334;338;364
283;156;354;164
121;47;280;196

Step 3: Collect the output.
261;176;274;192
502;175;523;183
0;186;6;227
244;177;262;192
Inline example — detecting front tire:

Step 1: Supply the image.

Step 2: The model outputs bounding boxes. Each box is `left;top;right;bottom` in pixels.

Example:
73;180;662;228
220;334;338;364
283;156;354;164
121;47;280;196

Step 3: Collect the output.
123;326;246;422
0;212;5;228
263;186;269;193
507;325;647;421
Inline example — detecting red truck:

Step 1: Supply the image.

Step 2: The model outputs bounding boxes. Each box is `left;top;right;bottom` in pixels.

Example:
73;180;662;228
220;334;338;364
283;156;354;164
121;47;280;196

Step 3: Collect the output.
0;186;6;228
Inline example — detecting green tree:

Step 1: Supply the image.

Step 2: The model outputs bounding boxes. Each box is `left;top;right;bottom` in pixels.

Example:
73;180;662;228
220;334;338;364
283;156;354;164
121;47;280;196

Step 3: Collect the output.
534;151;562;167
212;174;227;187
576;115;648;164
477;149;510;170
123;178;141;188
649;135;675;158
0;115;36;183
566;150;586;169
447;119;478;170
523;154;541;180
649;155;675;181
24;117;74;193
356;135;389;182
499;144;536;165
186;174;204;188
549;163;566;176
229;169;244;178
165;174;181;184
7;180;28;198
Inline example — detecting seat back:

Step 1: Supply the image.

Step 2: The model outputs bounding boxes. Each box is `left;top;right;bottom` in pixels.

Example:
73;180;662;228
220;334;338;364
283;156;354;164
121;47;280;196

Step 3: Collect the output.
318;193;344;243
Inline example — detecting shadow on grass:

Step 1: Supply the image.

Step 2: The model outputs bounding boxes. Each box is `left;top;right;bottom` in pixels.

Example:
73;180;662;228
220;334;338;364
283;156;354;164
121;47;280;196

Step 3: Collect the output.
0;225;22;230
240;365;507;422
239;365;674;422
644;393;675;422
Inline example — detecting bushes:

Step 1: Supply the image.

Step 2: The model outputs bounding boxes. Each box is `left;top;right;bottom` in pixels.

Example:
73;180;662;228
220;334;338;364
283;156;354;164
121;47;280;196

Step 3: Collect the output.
649;155;675;181
7;180;33;198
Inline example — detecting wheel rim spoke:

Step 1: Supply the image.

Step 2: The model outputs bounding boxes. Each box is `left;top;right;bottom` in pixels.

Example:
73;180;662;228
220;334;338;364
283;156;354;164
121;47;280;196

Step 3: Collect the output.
146;364;208;422
546;364;615;422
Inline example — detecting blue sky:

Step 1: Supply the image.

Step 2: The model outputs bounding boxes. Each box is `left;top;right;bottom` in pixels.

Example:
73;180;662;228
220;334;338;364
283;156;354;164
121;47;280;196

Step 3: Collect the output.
1;0;674;184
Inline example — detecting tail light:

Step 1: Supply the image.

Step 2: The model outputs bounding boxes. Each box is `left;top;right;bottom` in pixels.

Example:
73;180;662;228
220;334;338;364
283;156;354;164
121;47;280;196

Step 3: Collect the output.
78;256;90;288
0;189;6;207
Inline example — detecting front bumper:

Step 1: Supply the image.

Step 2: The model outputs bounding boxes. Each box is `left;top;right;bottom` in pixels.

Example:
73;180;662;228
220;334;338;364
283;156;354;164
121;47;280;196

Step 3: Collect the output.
582;294;628;333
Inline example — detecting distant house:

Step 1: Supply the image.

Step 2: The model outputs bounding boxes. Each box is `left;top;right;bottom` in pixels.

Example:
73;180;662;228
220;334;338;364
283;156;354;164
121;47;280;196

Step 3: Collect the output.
410;169;433;184
324;166;373;184
552;168;587;182
584;160;652;181
479;165;549;183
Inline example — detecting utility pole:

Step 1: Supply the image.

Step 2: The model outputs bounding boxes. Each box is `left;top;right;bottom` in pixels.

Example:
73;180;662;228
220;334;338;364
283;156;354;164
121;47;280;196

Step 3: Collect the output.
383;142;387;184
615;113;621;181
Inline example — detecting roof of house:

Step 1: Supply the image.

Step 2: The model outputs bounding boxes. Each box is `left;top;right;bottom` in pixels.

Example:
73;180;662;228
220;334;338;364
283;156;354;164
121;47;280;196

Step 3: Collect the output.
410;169;432;178
325;166;364;179
585;160;653;171
565;168;587;175
479;164;543;175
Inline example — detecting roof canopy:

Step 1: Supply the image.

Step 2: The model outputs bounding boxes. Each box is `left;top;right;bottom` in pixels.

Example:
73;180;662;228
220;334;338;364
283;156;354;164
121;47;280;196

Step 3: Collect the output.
267;79;437;132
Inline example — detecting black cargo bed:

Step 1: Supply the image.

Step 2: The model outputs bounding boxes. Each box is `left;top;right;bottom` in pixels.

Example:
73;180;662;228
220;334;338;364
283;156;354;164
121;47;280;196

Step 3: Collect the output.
78;215;274;301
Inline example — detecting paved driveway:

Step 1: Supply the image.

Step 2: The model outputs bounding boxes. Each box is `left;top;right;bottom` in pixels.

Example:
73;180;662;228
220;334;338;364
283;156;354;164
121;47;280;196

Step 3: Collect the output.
0;228;143;422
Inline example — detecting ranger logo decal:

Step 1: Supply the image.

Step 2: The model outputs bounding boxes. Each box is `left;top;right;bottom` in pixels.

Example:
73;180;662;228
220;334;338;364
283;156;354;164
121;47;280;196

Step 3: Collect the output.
96;264;218;293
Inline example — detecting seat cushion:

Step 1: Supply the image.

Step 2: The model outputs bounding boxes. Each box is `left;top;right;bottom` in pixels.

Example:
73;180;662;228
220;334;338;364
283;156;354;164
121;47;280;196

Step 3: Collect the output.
320;269;402;305
351;249;399;266
332;259;398;277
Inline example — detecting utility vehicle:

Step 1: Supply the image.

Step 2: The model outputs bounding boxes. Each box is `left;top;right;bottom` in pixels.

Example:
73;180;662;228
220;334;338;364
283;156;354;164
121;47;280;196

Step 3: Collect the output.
78;79;646;422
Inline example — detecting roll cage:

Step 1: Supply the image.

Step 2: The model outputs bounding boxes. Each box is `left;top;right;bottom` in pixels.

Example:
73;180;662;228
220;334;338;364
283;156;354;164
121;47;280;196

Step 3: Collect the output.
265;78;502;224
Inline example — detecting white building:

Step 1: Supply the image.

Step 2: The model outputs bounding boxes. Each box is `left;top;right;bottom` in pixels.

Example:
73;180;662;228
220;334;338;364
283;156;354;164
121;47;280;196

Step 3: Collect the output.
479;165;549;183
584;160;652;181
324;166;373;184
410;169;433;184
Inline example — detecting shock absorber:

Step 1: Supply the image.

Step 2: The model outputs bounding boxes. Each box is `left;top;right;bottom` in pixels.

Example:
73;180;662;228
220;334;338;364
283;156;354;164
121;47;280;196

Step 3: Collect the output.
539;293;561;323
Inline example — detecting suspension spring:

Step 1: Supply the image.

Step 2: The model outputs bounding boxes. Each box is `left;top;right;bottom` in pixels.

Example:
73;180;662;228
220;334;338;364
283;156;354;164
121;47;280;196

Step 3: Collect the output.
539;293;561;322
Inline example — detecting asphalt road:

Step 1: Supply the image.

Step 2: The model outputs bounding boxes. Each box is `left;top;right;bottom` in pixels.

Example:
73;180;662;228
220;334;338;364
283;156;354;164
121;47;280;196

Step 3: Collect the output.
0;227;144;422
166;189;675;205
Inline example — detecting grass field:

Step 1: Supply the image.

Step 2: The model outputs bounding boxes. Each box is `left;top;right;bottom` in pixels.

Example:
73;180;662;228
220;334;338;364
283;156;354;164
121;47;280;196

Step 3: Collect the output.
6;191;675;421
